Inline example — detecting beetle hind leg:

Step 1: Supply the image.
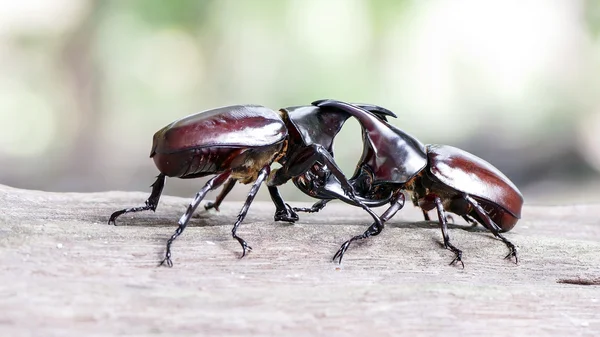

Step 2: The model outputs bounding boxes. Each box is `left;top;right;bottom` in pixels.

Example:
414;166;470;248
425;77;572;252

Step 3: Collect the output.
108;173;166;225
464;195;518;263
433;197;464;268
159;170;231;267
204;178;237;211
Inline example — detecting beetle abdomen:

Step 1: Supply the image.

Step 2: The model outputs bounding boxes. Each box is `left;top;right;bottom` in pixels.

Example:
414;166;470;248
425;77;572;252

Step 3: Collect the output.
472;197;519;232
152;146;246;178
426;144;523;218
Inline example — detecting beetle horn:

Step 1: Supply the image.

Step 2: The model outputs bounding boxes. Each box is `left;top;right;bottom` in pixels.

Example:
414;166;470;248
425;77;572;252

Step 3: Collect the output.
312;99;397;121
312;99;393;131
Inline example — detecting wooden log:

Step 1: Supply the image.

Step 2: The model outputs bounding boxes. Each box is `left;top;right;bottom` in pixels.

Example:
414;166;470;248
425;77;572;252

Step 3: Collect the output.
0;184;599;336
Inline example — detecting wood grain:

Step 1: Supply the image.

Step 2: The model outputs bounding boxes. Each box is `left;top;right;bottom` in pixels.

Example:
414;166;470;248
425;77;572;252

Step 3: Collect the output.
0;184;599;336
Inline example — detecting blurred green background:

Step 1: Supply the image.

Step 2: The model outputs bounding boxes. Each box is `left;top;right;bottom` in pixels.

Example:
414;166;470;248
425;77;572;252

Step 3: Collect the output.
1;0;600;204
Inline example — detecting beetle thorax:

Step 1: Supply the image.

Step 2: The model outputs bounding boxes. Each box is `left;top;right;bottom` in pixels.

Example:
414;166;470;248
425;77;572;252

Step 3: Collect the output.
405;172;462;212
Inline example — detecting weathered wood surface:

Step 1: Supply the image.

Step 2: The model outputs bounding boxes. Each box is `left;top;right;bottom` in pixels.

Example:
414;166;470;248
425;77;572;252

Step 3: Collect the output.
0;183;599;337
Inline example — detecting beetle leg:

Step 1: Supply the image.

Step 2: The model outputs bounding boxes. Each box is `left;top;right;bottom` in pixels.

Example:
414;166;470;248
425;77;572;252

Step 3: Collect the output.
230;165;271;258
332;223;381;264
108;173;166;225
422;210;431;221
332;192;404;264
159;170;231;268
267;186;299;223
463;194;518;263
433;196;464;268
380;191;406;222
462;215;479;228
267;143;366;223
309;145;385;230
204;178;237;211
293;199;331;213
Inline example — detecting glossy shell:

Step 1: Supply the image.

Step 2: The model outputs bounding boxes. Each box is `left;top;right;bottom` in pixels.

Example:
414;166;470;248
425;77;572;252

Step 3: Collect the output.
283;105;350;151
151;105;287;155
283;102;397;152
426;144;523;218
150;105;287;179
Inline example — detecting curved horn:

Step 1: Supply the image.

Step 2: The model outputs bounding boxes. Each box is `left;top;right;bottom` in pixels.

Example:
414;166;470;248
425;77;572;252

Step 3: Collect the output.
311;99;397;121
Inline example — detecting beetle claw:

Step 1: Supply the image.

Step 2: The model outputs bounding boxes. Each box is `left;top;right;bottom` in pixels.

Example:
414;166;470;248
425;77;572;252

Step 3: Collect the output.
158;257;173;268
444;242;465;268
274;203;299;222
108;210;124;226
235;237;252;258
332;241;352;264
204;201;220;212
449;253;465;269
504;246;518;264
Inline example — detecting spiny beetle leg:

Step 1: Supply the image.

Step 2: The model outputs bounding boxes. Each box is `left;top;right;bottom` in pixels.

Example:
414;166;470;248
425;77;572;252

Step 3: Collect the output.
268;186;299;223
293;199;330;213
230;165;270;258
332;222;382;264
433;196;464;268
160;171;231;267
273;203;299;222
204;178;237;211
462;215;478;226
503;242;518;263
464;194;518;264
445;242;464;268
108;174;166;225
332;193;404;264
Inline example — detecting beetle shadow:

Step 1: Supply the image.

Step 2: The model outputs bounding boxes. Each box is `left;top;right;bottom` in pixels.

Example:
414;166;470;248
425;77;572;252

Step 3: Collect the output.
386;220;488;232
387;220;491;249
104;211;230;228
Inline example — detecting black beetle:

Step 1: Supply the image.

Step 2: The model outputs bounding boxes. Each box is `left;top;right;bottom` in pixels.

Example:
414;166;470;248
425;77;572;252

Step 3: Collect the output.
291;100;524;266
108;102;394;267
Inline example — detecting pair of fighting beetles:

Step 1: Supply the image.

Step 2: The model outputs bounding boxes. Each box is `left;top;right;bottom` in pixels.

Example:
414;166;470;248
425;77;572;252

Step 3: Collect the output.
109;99;523;268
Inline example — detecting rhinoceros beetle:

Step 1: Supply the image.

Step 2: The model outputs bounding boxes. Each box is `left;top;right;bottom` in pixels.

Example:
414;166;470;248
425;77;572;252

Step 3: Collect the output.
108;101;394;267
292;100;524;266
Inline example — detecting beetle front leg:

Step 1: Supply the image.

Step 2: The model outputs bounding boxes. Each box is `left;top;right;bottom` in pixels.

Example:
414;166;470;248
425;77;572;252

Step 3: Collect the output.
159;170;231;267
332;193;404;264
204;178;237;211
108;173;166;225
332;222;382;264
433;196;464;268
230;165;271;258
464;194;518;263
310;145;386;231
293;199;331;213
267;186;299;223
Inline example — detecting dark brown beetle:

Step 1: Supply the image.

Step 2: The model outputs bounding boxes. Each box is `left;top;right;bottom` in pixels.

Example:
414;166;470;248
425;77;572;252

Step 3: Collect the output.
292;100;524;266
108;102;394;267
